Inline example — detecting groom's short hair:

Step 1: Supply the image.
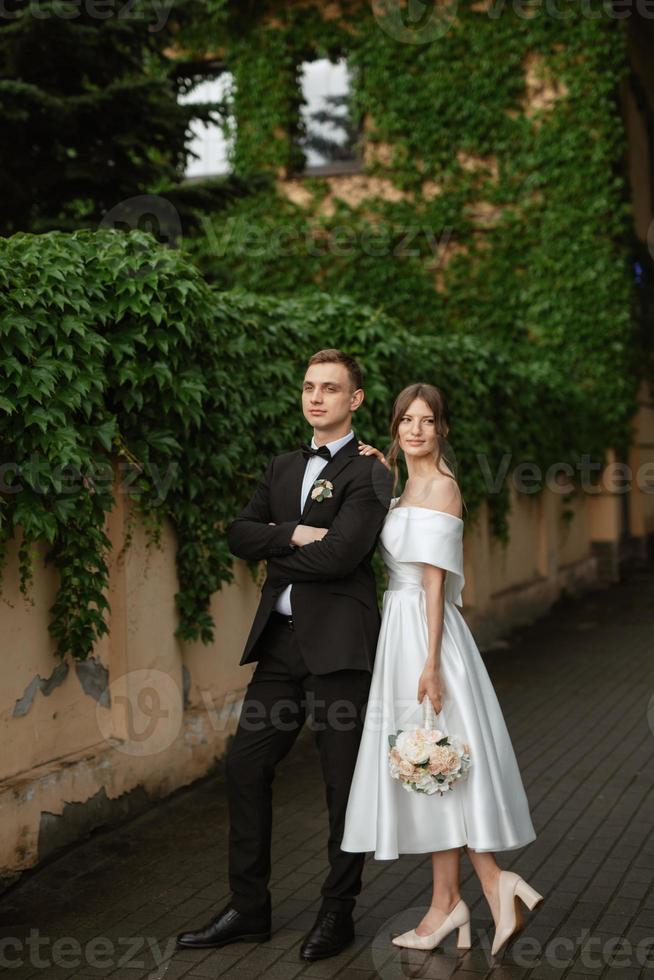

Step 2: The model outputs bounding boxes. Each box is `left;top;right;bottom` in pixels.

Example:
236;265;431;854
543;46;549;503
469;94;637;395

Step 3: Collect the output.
307;349;364;391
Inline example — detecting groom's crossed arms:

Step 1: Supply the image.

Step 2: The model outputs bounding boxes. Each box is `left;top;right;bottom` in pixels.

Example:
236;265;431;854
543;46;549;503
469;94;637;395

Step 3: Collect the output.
267;465;391;586
226;457;301;562
227;446;392;673
227;451;392;586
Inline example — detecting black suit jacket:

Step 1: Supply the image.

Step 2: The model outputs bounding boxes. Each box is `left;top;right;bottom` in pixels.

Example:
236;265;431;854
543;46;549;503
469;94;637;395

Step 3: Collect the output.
226;436;393;675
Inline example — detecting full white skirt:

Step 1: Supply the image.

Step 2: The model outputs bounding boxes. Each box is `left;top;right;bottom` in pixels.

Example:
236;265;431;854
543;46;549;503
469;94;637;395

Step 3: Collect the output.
341;587;537;859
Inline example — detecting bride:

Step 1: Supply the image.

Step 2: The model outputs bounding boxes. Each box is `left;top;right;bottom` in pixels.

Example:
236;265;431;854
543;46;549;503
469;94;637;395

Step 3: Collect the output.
341;382;543;956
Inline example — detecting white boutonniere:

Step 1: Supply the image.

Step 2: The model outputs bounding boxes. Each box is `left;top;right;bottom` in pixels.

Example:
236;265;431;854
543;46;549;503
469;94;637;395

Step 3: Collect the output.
311;478;333;502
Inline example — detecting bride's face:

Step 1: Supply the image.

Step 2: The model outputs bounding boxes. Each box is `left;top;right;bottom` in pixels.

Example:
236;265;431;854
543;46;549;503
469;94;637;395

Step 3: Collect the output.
397;398;438;459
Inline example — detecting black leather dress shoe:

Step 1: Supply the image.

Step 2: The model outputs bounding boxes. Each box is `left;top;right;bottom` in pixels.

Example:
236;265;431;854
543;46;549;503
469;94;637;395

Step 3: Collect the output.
300;909;355;961
176;903;271;949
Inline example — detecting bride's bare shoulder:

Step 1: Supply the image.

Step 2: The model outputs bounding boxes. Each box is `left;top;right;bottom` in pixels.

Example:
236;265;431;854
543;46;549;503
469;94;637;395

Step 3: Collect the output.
420;475;462;519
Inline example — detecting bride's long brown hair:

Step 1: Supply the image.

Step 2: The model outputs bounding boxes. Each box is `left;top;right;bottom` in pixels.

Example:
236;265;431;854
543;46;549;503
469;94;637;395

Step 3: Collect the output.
387;383;464;512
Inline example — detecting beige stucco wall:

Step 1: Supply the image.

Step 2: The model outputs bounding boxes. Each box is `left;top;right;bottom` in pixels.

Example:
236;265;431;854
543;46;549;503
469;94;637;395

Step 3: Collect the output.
1;398;654;884
0;487;259;886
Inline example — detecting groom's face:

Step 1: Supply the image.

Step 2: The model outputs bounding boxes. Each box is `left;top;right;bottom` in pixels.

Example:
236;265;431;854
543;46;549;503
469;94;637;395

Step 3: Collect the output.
302;362;363;435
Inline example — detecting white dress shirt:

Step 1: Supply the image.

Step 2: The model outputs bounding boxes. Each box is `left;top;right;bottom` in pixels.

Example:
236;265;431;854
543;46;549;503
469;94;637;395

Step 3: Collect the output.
274;430;355;616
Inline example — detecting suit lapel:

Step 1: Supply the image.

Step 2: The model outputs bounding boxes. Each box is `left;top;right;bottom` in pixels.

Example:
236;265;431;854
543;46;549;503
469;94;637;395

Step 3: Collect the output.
299;436;359;523
279;450;307;520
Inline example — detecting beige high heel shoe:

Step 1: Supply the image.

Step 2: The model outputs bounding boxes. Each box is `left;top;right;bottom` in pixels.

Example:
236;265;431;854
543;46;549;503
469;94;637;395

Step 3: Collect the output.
391;898;471;951
491;870;543;956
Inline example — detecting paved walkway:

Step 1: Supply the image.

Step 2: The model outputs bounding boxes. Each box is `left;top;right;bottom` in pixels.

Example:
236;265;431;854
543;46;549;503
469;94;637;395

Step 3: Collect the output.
2;563;654;980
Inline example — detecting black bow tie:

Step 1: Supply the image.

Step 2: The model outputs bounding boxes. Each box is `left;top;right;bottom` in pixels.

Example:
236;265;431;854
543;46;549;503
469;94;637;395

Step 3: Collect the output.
300;443;331;461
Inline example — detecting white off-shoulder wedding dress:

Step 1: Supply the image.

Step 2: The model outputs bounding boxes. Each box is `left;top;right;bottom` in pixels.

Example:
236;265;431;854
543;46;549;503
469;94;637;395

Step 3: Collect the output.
341;501;536;859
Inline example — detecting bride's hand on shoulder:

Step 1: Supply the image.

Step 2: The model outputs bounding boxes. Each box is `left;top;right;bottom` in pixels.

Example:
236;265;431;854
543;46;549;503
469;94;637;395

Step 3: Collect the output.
417;663;444;715
358;440;390;470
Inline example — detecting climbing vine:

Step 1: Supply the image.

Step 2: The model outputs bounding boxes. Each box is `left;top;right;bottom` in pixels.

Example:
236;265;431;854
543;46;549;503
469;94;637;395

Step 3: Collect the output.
184;0;641;456
1;227;608;660
0;1;647;661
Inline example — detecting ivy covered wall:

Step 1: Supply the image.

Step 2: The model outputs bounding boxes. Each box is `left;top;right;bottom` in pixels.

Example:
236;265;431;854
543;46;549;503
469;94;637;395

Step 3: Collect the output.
0;1;647;661
186;0;641;458
2;227;606;661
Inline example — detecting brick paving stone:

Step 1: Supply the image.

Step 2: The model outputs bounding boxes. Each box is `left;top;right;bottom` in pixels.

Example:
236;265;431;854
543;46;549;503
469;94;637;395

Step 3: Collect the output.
634;909;654;928
448;970;493;980
184;950;243;975
1;563;654;980
332;971;376;980
455;952;493;974
489;968;531;980
528;966;567;980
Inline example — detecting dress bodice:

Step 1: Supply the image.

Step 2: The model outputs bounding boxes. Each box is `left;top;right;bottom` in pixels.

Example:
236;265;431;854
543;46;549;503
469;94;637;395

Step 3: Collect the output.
379;501;465;606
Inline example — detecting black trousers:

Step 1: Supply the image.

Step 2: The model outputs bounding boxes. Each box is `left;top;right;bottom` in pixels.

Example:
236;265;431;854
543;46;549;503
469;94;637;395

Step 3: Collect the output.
226;615;371;917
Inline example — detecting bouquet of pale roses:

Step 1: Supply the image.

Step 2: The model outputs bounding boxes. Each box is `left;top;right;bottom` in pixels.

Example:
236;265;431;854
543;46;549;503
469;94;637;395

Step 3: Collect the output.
388;713;471;796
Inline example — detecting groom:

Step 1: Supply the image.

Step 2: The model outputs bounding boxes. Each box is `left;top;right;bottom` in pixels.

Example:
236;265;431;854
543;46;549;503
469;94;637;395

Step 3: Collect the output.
177;349;393;960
